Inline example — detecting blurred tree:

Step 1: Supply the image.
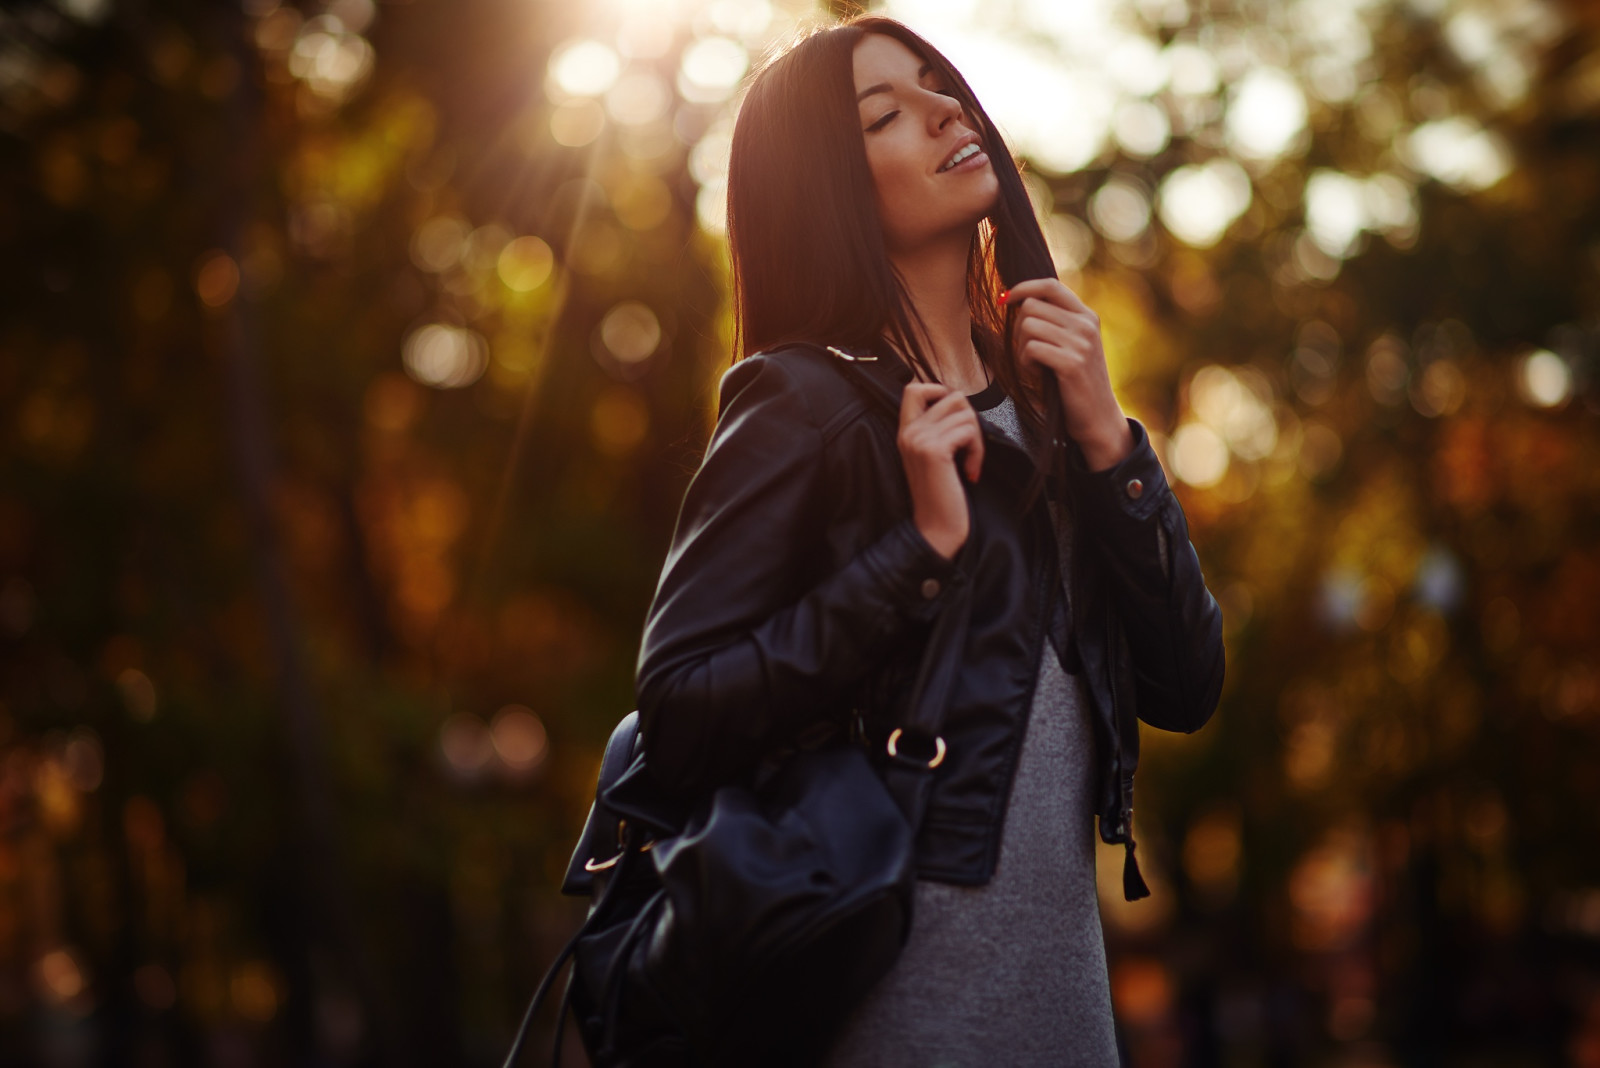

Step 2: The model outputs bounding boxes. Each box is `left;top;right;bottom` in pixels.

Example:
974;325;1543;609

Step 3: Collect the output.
0;0;734;1061
0;0;1595;1064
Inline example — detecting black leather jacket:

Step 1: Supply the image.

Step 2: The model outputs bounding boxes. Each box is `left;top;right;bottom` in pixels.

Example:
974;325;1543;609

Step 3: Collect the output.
634;341;1225;898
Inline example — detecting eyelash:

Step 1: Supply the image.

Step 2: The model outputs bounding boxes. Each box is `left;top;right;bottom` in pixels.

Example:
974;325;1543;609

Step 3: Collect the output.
866;88;958;133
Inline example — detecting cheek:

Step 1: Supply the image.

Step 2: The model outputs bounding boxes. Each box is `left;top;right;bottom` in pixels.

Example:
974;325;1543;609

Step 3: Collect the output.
866;142;922;229
866;144;908;197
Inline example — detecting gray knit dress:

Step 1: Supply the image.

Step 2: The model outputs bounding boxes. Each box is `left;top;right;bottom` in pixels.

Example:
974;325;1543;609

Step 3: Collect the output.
819;382;1121;1068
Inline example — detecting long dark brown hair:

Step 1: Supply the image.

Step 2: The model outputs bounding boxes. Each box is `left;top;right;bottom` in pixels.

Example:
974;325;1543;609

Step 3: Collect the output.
725;14;1073;510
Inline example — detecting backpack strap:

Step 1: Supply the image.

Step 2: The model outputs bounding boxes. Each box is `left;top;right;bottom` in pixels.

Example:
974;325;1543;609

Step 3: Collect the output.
785;340;980;828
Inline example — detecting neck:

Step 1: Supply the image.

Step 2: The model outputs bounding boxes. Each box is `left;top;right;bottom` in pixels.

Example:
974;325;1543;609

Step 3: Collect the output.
886;231;985;391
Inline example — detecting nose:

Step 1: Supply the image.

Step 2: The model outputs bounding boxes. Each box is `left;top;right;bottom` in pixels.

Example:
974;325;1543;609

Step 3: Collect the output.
925;87;963;131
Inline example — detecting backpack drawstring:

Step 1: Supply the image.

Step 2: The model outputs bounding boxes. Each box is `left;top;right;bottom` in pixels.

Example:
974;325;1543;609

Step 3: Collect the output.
503;827;646;1068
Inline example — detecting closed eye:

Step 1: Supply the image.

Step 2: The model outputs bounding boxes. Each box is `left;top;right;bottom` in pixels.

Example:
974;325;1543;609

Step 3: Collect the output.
864;87;958;132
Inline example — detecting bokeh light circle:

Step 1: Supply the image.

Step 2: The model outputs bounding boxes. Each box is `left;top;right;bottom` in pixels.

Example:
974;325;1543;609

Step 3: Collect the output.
496;236;555;292
548;39;621;98
599;301;662;363
403;324;489;389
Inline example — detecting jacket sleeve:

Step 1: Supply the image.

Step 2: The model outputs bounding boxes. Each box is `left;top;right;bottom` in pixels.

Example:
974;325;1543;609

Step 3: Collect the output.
1063;417;1225;734
635;352;962;798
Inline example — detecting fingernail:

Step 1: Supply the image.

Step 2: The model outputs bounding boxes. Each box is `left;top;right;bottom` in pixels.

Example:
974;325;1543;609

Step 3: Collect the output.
998;289;1009;305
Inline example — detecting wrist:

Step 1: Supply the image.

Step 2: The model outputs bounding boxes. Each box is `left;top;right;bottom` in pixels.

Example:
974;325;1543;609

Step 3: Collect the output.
1077;416;1135;473
913;518;966;562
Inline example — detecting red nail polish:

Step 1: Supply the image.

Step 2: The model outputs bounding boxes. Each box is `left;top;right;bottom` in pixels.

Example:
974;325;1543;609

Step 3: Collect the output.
998;289;1009;305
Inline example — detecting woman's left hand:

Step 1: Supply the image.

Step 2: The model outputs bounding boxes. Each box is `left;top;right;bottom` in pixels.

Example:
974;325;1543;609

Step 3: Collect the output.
1003;277;1134;472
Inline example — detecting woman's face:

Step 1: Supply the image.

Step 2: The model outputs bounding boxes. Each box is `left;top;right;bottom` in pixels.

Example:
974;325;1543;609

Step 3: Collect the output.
852;34;999;254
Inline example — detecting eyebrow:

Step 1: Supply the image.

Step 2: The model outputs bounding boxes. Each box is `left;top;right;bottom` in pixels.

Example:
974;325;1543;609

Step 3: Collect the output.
856;62;934;104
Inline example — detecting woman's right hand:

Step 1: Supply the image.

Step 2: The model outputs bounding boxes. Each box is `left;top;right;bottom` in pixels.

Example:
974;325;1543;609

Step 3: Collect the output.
898;382;984;561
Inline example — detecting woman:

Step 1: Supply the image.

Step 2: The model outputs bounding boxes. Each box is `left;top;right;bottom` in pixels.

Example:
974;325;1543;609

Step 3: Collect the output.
633;15;1225;1066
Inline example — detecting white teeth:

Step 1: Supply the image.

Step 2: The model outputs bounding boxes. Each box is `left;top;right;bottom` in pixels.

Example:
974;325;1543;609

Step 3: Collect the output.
939;143;981;172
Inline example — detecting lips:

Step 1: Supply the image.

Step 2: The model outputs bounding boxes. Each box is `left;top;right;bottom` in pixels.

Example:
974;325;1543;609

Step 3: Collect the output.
937;132;985;173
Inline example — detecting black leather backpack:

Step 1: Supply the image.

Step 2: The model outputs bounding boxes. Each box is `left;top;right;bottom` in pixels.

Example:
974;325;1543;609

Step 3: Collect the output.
500;346;976;1067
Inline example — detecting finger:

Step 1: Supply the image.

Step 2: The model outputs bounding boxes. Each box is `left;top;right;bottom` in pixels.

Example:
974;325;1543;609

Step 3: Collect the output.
904;405;975;458
921;390;980;423
961;424;984;482
1005;276;1094;318
1014;313;1075;350
899;382;955;426
1019;337;1082;380
909;389;976;427
925;411;985;481
1005;276;1085;312
1010;297;1093;341
938;419;983;484
902;382;955;404
1012;294;1083;333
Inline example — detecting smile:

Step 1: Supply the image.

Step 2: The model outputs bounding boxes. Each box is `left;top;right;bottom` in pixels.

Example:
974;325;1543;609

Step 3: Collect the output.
937;142;986;173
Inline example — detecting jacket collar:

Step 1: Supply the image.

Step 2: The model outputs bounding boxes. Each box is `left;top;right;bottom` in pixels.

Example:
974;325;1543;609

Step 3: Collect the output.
816;341;1037;462
790;341;906;422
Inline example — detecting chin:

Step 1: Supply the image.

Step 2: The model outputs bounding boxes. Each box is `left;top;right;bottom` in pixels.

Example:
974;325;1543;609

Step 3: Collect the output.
942;178;999;229
974;171;1001;211
885;190;1004;249
963;185;1002;228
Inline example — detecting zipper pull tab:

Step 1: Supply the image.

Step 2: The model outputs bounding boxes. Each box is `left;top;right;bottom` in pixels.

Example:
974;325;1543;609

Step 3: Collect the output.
1123;838;1151;901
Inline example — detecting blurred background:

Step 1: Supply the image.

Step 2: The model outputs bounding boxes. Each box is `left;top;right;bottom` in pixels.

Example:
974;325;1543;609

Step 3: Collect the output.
0;0;1596;1064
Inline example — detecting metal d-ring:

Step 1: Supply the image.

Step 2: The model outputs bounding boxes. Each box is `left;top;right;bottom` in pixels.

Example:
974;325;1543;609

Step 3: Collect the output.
583;839;655;872
583;820;656;871
886;728;946;768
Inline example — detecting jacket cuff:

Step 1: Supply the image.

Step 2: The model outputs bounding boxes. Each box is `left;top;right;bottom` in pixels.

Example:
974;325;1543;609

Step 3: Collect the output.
1064;417;1169;531
858;518;965;624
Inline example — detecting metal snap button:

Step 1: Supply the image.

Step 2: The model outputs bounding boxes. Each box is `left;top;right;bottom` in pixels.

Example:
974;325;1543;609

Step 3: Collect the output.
920;578;941;599
1125;478;1144;499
